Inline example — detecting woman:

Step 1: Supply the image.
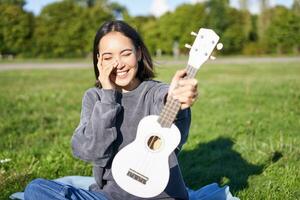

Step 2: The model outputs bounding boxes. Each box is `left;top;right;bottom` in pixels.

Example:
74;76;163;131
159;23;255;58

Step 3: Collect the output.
24;20;198;200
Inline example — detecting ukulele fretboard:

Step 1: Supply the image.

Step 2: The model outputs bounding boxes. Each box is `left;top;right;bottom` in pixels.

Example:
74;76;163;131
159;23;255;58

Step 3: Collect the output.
157;65;198;128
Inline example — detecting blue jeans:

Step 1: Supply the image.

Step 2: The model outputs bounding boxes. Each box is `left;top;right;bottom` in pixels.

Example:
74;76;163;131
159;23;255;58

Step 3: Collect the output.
24;178;108;200
21;176;239;200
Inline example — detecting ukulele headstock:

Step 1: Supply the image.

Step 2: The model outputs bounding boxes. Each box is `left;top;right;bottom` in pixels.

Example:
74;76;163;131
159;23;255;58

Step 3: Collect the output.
186;28;222;69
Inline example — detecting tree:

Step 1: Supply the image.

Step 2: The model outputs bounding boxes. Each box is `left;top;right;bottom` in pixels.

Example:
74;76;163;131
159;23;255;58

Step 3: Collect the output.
33;0;112;58
123;16;154;34
205;0;230;34
154;3;207;55
80;4;114;54
0;0;25;7
265;6;300;54
108;2;128;20
291;0;300;53
74;0;108;8
221;8;249;54
0;3;33;56
257;0;271;52
140;18;160;55
239;0;248;11
293;0;300;14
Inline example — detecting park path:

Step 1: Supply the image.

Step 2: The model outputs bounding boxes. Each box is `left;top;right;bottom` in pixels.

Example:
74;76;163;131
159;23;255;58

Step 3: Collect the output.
0;57;299;71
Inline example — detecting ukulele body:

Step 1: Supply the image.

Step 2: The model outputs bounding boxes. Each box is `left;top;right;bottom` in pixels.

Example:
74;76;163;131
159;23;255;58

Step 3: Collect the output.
111;115;181;198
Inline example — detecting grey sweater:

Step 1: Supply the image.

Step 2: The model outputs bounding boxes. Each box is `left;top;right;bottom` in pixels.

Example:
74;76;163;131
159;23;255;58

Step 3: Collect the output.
71;80;191;200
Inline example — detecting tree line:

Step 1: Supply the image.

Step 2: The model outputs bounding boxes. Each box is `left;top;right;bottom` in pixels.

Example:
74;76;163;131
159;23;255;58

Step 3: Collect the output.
0;0;299;58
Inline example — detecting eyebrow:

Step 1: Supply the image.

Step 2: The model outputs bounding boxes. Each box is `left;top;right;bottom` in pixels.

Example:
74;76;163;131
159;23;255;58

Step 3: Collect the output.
101;48;133;56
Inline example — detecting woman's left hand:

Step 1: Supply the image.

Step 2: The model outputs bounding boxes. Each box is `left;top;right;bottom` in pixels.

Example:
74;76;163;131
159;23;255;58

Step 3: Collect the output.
168;69;199;110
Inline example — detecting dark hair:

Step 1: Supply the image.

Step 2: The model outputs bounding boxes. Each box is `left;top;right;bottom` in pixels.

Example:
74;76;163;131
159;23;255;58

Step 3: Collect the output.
93;20;155;87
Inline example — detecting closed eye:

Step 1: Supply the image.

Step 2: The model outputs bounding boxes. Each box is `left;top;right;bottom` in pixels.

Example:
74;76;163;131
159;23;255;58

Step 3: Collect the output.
103;56;112;61
122;52;132;56
121;49;133;57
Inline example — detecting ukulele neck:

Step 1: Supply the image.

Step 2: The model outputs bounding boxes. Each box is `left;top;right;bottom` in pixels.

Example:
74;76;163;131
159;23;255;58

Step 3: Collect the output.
157;65;198;128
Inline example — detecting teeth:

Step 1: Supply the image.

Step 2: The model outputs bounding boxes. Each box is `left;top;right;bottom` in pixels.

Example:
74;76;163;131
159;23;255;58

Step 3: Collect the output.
117;71;127;76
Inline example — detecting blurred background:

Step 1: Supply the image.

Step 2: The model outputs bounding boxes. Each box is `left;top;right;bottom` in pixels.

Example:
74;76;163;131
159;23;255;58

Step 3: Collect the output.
0;0;299;59
0;1;300;199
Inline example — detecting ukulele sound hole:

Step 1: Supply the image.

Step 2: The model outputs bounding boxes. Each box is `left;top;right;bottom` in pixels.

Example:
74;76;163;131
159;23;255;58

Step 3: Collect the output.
147;136;162;150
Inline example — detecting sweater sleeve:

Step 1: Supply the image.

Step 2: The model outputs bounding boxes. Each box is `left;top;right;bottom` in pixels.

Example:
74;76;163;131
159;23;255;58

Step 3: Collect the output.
71;89;121;167
174;108;191;151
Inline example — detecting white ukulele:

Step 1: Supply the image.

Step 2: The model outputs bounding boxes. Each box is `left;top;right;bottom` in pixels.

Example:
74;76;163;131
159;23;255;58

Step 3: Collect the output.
112;28;222;198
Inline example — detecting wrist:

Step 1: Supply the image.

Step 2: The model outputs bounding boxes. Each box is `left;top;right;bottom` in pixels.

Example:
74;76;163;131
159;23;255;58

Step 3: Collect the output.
101;81;115;90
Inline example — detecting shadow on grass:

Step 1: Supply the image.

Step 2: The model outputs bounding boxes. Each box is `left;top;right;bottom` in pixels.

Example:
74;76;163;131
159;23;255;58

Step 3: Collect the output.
179;137;280;192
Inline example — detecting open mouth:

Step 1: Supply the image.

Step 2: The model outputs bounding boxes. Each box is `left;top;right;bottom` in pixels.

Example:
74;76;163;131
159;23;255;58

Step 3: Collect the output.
115;70;129;78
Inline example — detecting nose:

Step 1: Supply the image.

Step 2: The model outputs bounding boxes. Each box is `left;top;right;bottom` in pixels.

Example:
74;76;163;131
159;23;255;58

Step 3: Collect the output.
115;57;125;69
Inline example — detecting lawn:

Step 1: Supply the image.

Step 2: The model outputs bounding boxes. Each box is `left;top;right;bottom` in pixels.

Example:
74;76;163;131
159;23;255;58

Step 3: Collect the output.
0;61;299;199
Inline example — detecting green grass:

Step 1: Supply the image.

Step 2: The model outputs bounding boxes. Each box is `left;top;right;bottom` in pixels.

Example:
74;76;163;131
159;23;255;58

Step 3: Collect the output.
0;62;299;199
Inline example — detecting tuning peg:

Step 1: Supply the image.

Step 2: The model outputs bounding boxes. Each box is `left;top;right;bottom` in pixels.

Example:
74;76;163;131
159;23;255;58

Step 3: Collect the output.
217;43;223;50
191;31;198;36
185;44;192;49
210;56;216;60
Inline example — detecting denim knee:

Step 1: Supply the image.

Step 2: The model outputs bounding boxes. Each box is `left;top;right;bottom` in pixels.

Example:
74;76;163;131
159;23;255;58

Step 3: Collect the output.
25;178;47;191
24;178;47;200
24;178;74;200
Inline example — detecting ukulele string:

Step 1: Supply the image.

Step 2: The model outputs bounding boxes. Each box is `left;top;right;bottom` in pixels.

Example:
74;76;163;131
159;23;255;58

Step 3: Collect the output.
140;88;179;175
143;66;195;174
138;65;196;177
143;99;178;176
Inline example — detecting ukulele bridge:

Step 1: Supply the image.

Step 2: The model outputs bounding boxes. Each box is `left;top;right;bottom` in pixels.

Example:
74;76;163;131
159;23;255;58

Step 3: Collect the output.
127;168;149;185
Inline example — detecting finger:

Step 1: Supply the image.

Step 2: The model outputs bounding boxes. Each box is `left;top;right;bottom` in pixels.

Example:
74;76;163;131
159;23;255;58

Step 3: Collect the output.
109;60;118;73
178;78;198;87
97;60;103;80
180;104;190;110
172;84;197;96
173;91;197;103
112;60;118;69
173;86;199;100
174;96;194;106
169;69;188;94
172;69;187;82
98;60;117;84
170;69;187;88
97;54;105;75
102;60;117;73
173;87;195;99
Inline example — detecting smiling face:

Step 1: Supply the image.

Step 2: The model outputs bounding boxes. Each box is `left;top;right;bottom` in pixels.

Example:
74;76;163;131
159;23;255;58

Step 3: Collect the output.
98;31;141;92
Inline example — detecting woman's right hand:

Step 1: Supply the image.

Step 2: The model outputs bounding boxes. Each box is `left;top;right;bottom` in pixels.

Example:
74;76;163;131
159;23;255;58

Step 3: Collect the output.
97;54;117;90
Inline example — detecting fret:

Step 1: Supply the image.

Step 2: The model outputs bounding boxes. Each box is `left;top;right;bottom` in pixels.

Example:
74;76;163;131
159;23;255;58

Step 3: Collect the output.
158;65;198;128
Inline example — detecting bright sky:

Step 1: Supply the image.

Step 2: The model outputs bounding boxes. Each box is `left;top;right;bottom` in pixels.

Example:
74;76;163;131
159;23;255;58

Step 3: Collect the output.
24;0;294;17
